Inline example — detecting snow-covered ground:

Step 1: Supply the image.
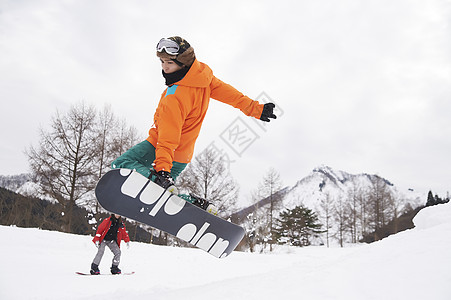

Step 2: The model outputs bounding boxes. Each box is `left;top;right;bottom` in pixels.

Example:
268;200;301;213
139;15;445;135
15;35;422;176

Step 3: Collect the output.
1;203;450;300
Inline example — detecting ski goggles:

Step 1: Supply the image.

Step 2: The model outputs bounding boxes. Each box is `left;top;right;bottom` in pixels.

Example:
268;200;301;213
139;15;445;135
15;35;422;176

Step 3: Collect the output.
156;38;180;55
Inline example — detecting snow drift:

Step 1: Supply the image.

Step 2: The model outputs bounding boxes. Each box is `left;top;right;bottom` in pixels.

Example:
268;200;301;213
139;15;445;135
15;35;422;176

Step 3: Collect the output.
1;203;450;300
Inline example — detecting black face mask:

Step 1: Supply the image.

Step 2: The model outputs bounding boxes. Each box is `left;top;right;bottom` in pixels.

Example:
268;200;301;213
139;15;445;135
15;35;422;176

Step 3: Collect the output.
162;66;190;86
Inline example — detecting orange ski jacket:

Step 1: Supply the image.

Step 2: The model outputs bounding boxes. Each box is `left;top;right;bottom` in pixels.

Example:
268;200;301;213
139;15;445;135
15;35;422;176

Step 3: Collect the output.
147;59;264;172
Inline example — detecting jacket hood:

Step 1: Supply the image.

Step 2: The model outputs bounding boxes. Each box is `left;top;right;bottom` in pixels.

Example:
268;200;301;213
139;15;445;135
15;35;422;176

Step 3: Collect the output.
176;60;212;88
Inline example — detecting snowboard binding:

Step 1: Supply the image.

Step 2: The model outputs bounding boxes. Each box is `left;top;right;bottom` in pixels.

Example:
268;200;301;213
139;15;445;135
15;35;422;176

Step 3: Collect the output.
189;193;218;215
149;169;218;215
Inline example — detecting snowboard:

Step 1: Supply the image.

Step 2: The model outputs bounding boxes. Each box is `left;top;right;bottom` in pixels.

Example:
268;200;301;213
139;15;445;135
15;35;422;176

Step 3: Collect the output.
76;271;135;276
95;169;245;258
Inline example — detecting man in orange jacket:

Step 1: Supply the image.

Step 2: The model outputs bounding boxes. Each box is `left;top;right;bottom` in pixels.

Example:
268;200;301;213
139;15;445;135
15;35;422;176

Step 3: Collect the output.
112;36;276;213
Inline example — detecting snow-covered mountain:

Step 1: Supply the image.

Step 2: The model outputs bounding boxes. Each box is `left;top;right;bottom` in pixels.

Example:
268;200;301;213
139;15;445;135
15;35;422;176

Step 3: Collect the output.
0;173;58;203
0;173;31;192
233;165;426;245
236;165;424;217
283;165;424;212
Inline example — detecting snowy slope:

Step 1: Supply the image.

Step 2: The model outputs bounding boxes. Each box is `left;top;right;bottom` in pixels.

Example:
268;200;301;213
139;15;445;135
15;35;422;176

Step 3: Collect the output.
1;203;450;300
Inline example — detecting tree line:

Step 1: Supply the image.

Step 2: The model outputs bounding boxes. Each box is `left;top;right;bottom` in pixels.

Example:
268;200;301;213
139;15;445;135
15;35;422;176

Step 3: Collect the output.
426;190;450;207
26;102;139;232
237;170;450;251
9;101;449;251
0;186;165;244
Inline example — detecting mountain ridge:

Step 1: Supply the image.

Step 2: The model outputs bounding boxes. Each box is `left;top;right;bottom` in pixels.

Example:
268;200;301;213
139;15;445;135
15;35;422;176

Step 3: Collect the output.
231;165;425;245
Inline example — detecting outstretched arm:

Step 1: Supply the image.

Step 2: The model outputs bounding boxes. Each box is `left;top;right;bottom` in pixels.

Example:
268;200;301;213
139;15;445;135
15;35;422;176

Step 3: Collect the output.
210;76;265;119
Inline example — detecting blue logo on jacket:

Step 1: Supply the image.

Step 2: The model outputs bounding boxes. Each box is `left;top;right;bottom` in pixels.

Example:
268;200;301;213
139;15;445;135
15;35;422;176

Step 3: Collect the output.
165;85;178;97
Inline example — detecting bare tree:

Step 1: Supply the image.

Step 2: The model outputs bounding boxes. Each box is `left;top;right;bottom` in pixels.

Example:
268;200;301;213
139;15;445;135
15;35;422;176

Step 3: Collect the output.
27;102;98;232
241;193;269;253
390;187;414;235
87;105;139;217
94;105;116;179
367;176;394;241
177;148;239;217
333;196;348;247
357;186;370;239
255;168;283;252
319;192;333;247
94;105;140;178
110;117;140;157
346;180;361;243
242;209;259;252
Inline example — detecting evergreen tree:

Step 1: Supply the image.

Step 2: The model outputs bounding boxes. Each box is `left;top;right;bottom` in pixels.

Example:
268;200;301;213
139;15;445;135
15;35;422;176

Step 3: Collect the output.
273;205;323;247
426;190;435;206
426;190;450;207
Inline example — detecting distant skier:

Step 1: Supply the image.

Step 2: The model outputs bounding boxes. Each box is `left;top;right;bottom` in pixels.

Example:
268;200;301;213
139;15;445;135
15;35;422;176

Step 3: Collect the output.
111;36;277;213
90;214;130;275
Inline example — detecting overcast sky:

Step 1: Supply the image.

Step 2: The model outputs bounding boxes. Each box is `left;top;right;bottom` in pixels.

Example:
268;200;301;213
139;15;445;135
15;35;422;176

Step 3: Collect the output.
1;0;450;203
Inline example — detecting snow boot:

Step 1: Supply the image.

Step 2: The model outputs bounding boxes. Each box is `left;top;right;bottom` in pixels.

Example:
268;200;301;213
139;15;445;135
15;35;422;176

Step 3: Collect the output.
111;265;121;275
187;193;218;215
90;263;100;275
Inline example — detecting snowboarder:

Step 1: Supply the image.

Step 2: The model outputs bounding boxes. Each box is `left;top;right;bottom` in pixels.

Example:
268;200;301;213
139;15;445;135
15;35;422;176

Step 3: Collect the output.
90;214;130;275
111;36;277;213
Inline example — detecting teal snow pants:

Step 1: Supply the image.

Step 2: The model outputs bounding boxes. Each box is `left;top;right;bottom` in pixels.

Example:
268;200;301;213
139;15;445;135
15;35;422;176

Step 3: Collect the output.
111;140;187;181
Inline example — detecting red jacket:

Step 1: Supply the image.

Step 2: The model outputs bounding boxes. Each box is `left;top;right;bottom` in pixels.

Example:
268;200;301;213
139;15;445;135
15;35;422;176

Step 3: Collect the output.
147;59;264;172
92;216;130;247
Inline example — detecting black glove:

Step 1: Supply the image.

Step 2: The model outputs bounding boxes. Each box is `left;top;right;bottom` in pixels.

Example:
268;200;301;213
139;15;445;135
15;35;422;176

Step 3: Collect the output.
155;170;178;194
260;103;277;122
150;170;178;195
153;170;175;190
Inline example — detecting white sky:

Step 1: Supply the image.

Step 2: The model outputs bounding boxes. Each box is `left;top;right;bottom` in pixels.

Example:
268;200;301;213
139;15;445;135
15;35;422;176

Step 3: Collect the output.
1;0;450;202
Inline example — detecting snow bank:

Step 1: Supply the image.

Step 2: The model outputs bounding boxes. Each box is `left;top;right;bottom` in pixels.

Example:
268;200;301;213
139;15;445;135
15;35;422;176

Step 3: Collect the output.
1;203;450;300
413;203;451;230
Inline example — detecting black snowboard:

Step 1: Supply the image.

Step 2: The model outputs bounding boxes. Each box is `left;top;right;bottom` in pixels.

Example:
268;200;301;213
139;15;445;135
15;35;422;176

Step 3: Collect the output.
95;169;245;258
75;271;135;276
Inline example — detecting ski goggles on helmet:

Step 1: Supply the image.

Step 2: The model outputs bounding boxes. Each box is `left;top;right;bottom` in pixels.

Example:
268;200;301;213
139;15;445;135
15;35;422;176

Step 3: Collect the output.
156;38;180;55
